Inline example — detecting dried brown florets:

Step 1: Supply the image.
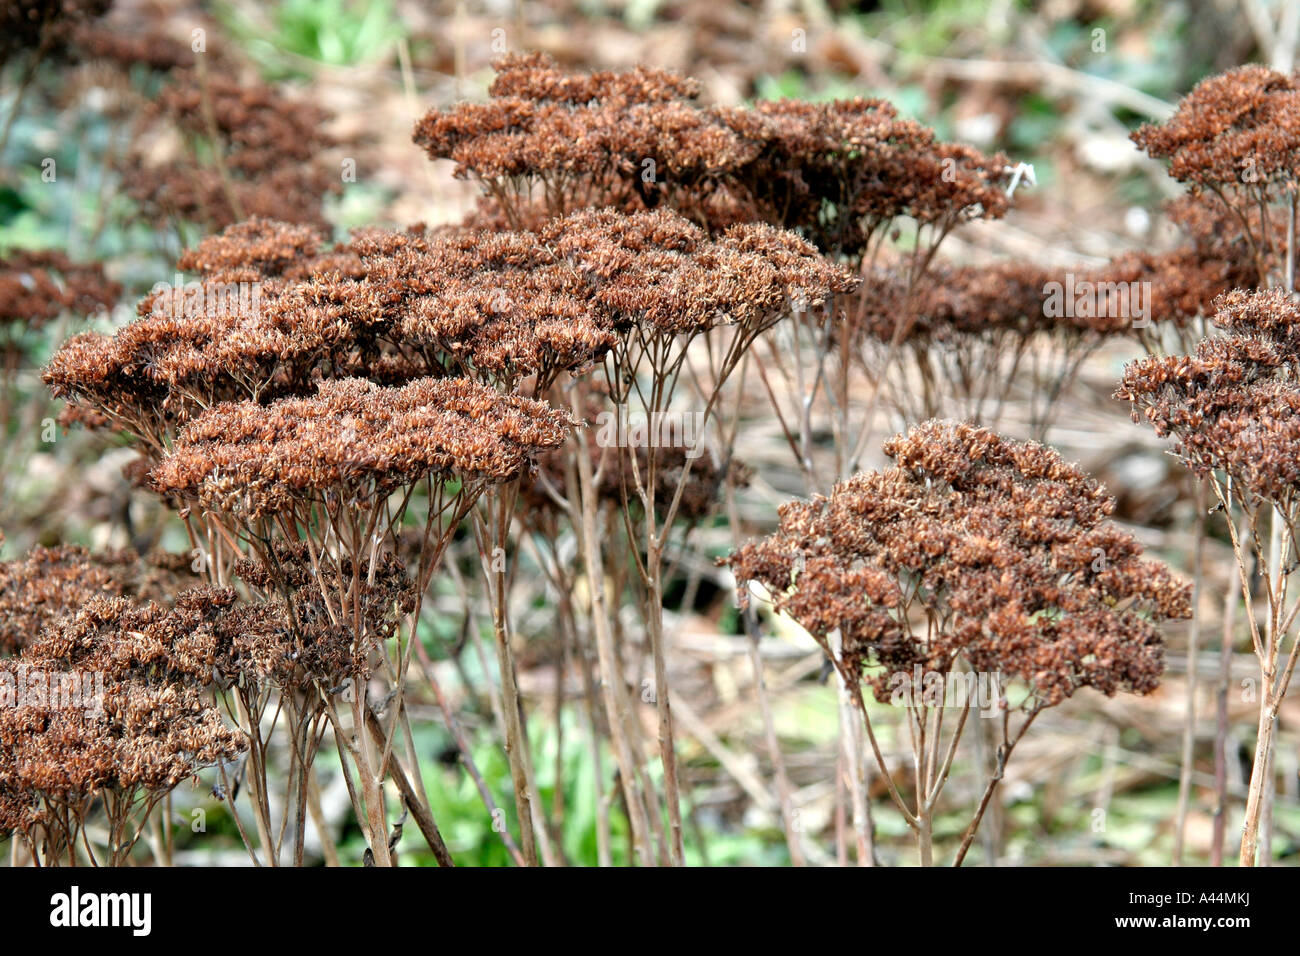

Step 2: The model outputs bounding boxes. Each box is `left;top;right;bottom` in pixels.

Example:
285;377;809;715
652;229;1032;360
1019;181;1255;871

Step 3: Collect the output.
859;259;1048;344
4;537;413;718
728;421;1189;706
149;376;576;518
44;262;391;443
0;545;196;655
540;207;857;337
175;217;325;279
1210;286;1300;348
0;249;119;330
1165;194;1269;282
0;586;246;849
415;55;1012;257
0;670;244;835
711;99;1012;256
353;223;614;388
68;12;199;73
226;543;416;690
487;51;701;104
1105;247;1252;333
1133;66;1300;194
414;54;750;219
44;204;852;456
123;71;339;230
1117;291;1300;502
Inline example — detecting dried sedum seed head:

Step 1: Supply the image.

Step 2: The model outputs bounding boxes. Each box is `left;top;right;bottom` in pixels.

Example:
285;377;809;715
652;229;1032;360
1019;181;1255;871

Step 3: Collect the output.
45;206;848;447
149;376;576;518
0;587;247;838
1133;66;1300;195
415;53;1012;256
1118;289;1300;502
711;98;1012;256
728;421;1190;706
0;545;197;655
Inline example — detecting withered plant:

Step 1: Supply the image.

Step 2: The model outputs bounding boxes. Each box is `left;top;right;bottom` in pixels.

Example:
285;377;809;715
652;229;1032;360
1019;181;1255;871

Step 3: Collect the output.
0;544;195;655
728;421;1190;865
1123;63;1300;866
1118;288;1300;866
1133;65;1300;292
0;592;245;866
415;53;1018;864
149;376;573;865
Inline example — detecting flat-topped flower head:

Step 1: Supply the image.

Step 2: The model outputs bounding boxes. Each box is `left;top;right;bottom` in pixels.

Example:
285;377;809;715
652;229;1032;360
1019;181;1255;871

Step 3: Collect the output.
0;546;196;655
149;376;576;518
175;217;328;279
1133;65;1300;194
713;99;1013;256
0;589;246;849
414;54;751;218
728;421;1190;705
1117;295;1300;503
414;53;1011;248
540;208;857;337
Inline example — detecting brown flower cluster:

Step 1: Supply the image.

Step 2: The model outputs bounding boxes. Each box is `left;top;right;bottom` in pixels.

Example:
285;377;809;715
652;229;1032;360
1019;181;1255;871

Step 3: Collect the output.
540;208;856;337
0;533;419;855
854;247;1240;430
1118;290;1300;502
0;248;119;330
350;219;615;388
227;542;416;689
0;589;246;855
414;52;754;219
123;70;340;230
1163;194;1269;289
0;545;196;654
863;245;1242;348
1133;66;1300;194
711;98;1012;257
858;259;1046;345
728;421;1190;706
149;376;576;518
67;6;203;74
416;53;1012;255
44;207;852;447
44;220;372;442
174;217;346;280
19;545;413;696
1134;66;1300;289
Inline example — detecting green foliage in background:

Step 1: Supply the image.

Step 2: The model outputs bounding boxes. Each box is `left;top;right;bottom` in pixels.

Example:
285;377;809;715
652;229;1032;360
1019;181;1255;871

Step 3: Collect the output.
216;0;405;80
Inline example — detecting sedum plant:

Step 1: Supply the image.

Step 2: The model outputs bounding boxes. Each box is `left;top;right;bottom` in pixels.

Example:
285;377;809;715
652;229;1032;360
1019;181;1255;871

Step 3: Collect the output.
728;421;1190;865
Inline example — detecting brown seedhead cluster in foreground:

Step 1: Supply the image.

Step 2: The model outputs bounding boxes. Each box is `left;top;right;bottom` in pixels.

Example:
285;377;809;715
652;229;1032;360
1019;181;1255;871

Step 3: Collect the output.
729;421;1190;864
